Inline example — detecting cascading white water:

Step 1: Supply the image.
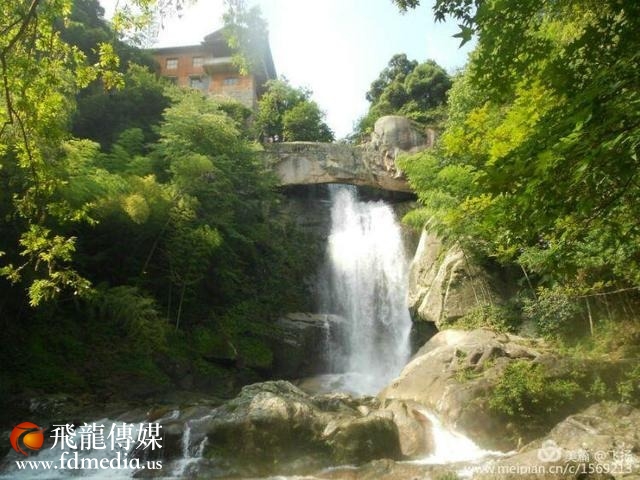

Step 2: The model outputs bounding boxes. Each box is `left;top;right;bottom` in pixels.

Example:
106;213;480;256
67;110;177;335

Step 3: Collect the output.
411;410;503;465
321;185;412;395
172;421;208;478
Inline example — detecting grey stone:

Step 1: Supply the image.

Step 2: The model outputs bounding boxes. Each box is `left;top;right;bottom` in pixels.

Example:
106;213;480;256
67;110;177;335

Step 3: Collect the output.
270;312;345;378
408;229;505;328
322;412;402;465
379;329;544;450
262;115;432;193
166;380;406;477
371;115;426;152
475;402;640;479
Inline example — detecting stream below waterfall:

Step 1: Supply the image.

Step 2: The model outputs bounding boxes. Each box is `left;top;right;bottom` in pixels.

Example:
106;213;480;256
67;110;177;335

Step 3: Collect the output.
1;185;505;479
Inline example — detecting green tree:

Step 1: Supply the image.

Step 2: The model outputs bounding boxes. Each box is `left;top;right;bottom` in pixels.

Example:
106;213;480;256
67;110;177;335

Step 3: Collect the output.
366;53;418;104
355;55;451;139
283;101;334;142
0;0;182;305
0;0;319;408
222;0;269;75
73;64;171;148
403;61;452;112
256;79;334;142
399;0;640;297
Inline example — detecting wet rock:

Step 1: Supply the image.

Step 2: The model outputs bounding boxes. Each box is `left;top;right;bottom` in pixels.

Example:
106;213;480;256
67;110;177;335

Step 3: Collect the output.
381;398;434;458
313;392;379;414
270;313;346;378
323;411;401;465
190;381;403;477
28;393;75;419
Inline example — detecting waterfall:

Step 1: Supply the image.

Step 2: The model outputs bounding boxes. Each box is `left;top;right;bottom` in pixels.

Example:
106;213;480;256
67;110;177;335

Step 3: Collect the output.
321;185;412;395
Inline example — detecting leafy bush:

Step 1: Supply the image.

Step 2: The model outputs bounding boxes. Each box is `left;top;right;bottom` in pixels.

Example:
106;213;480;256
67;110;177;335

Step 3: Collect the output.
256;79;334;141
450;303;522;333
490;360;581;424
522;287;581;337
588;376;609;401
617;364;640;406
87;285;167;353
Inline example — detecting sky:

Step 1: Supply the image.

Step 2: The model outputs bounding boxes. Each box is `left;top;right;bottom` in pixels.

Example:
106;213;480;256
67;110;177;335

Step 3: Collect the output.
100;0;475;138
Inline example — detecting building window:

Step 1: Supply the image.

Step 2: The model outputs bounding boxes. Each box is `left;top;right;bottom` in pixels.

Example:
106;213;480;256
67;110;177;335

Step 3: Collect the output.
192;56;204;67
223;77;239;86
166;58;178;70
189;76;207;91
166;76;178;85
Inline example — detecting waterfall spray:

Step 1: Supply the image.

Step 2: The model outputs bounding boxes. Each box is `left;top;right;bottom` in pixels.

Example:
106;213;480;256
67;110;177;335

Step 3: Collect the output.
321;185;412;394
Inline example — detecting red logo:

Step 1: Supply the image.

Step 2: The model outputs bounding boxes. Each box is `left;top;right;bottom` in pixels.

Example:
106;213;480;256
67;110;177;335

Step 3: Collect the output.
9;422;44;456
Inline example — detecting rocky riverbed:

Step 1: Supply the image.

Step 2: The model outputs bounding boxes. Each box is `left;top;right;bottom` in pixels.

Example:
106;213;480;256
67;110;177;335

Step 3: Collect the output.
3;329;639;479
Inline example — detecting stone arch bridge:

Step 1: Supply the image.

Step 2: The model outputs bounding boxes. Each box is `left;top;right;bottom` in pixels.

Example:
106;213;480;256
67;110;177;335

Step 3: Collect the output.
261;142;414;193
260;115;435;194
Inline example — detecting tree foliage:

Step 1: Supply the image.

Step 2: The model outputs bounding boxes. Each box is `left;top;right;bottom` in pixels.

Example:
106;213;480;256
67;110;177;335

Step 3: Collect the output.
399;0;640;297
0;0;318;402
355;54;451;139
0;0;176;305
366;54;418;104
222;0;269;75
256;79;334;142
283;101;334;142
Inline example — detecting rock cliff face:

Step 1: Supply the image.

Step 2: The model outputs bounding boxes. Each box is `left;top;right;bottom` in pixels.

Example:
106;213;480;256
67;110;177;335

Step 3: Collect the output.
270;313;345;378
407;229;506;328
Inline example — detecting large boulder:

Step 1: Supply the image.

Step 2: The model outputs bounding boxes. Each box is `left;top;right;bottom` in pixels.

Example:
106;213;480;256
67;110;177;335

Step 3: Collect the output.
370;115;428;153
379;329;544;450
322;411;402;465
473;402;640;479
363;115;431;182
161;381;405;477
408;229;506;328
380;399;434;458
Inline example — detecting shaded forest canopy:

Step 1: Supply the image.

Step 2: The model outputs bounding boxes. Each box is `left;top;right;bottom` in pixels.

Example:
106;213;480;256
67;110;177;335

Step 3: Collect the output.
392;0;640;405
0;0;319;410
